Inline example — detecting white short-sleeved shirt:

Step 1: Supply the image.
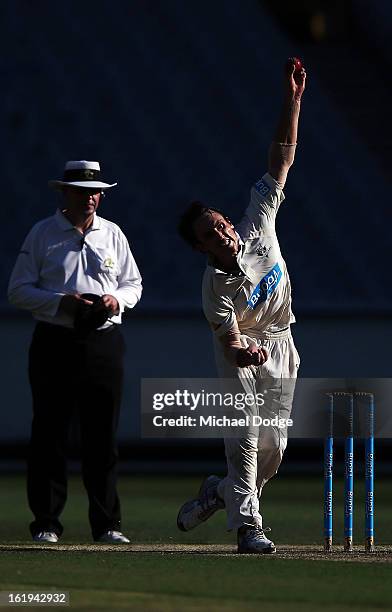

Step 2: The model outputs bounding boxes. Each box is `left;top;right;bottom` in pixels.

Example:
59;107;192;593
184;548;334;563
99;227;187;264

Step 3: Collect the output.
202;173;295;340
8;209;142;328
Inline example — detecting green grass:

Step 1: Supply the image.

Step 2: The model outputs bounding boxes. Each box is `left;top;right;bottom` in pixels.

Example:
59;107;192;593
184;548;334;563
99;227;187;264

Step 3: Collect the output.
1;553;392;611
1;474;391;545
0;474;391;610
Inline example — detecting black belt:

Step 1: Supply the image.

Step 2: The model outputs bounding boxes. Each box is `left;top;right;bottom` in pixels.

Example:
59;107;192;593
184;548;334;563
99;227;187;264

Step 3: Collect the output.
35;321;117;337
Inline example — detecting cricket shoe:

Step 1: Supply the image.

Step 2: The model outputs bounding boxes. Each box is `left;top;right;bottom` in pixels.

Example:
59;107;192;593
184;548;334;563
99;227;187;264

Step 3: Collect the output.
96;530;130;544
32;531;59;543
177;475;225;532
237;526;276;554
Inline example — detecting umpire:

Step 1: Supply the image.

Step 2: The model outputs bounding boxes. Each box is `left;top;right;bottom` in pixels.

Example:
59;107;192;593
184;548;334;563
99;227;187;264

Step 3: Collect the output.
8;160;142;544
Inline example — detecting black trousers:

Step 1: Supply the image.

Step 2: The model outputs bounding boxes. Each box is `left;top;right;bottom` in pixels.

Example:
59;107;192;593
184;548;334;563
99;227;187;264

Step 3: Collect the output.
27;322;125;540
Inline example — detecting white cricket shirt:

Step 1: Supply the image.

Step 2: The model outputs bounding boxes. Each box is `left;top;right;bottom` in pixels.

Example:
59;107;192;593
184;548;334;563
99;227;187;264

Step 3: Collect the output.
202;173;295;340
8;209;142;328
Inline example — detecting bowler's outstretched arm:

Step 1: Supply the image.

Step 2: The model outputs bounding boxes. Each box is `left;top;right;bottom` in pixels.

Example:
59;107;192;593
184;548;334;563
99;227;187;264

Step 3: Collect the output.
268;59;306;187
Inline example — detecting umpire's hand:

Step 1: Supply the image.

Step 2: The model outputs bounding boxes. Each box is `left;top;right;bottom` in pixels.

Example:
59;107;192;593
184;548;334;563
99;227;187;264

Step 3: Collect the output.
93;294;119;315
59;293;93;316
59;293;119;317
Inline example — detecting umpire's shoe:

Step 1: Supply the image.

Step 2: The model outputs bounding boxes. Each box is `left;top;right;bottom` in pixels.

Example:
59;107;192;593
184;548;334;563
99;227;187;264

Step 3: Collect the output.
96;530;130;544
177;475;225;532
237;526;276;554
32;531;59;543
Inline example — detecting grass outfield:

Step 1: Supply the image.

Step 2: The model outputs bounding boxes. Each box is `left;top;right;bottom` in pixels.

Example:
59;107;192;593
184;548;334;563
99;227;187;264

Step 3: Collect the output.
0;474;391;611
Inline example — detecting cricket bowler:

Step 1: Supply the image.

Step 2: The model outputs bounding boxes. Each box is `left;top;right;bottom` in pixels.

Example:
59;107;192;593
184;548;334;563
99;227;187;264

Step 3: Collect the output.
176;58;306;554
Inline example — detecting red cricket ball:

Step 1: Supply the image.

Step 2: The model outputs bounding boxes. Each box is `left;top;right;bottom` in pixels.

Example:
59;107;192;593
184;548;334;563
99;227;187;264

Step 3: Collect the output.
292;57;303;72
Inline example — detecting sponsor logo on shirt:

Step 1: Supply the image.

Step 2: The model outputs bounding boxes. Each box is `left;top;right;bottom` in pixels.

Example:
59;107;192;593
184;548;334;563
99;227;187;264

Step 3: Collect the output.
254;178;270;197
100;256;116;274
256;244;271;259
103;257;115;269
247;262;282;309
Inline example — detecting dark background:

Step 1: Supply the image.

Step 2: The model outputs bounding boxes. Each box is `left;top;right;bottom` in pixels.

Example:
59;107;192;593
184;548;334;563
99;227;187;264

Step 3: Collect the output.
1;0;391;471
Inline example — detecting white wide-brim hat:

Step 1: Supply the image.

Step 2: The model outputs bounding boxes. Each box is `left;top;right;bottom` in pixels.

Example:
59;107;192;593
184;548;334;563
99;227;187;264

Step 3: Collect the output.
49;160;117;190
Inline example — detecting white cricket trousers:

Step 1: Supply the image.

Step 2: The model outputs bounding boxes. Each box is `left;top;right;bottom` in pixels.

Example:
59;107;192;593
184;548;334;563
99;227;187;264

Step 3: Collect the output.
214;330;300;530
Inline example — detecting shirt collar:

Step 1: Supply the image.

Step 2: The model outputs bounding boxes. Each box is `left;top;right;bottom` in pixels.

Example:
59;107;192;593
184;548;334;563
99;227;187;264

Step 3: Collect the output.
55;209;102;231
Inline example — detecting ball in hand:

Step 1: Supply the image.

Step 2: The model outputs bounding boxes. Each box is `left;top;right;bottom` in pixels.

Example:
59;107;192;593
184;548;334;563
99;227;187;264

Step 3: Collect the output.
287;57;303;72
293;57;303;72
